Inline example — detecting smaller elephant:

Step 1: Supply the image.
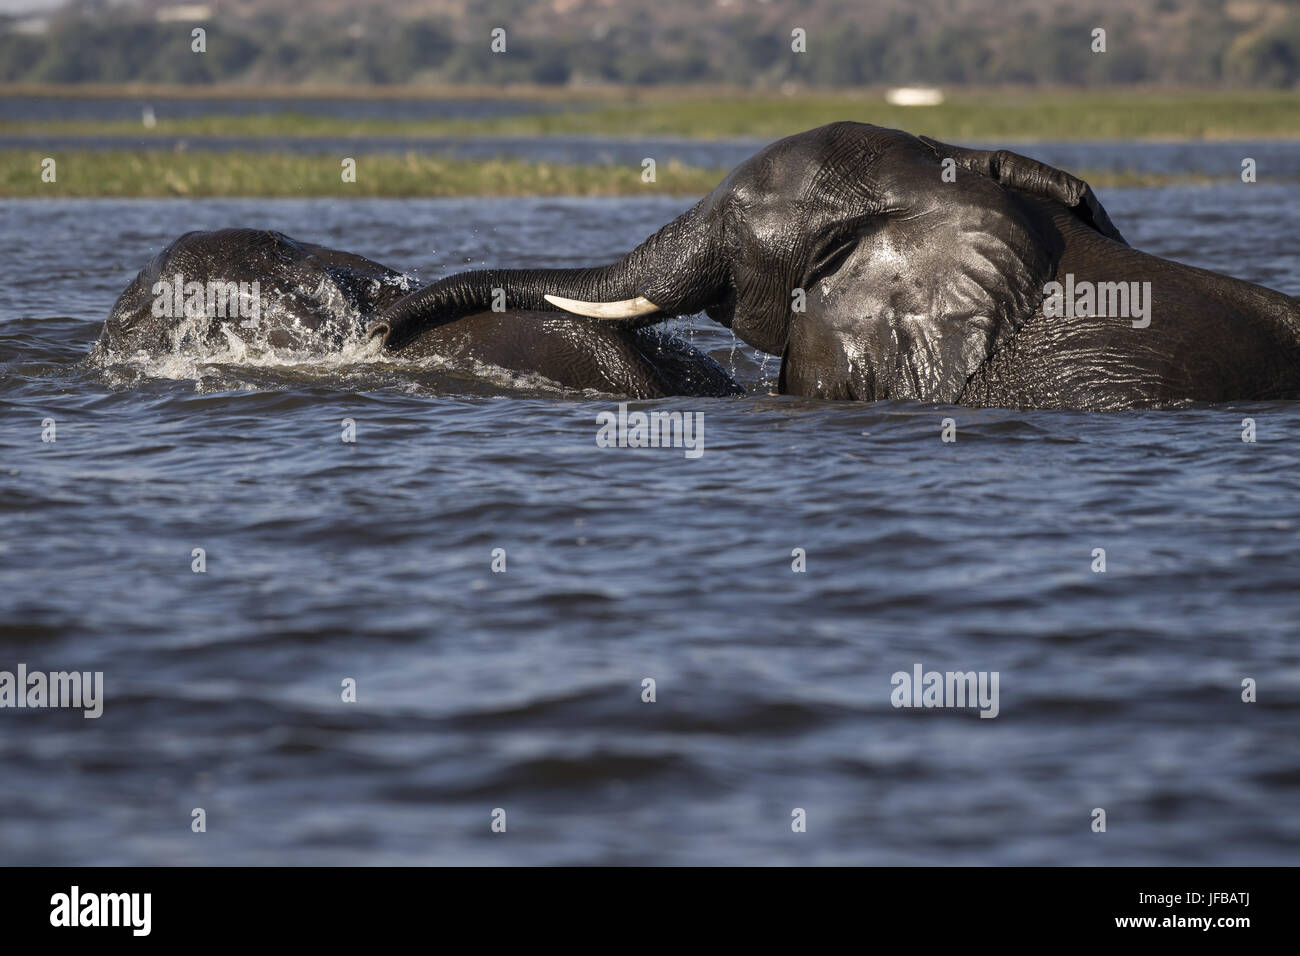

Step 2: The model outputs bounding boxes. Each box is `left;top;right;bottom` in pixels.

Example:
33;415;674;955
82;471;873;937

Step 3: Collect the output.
94;229;741;399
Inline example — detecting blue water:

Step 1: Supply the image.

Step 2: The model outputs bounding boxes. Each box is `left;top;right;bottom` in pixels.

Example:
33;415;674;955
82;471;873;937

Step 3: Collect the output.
1;174;1298;864
0;95;578;123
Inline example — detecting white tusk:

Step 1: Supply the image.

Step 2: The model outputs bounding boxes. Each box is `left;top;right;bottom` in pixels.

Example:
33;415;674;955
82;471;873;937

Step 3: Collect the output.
543;293;661;319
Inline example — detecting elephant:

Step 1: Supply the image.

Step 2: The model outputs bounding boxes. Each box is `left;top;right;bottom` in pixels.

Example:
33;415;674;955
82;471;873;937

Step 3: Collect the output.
369;122;1300;410
93;228;741;398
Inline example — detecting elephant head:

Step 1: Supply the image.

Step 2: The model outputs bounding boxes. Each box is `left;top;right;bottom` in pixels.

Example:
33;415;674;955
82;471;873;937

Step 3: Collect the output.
98;229;410;358
371;122;1127;401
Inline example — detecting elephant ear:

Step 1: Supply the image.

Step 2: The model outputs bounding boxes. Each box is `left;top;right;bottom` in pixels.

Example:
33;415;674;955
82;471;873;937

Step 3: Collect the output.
917;135;1127;245
800;136;1075;403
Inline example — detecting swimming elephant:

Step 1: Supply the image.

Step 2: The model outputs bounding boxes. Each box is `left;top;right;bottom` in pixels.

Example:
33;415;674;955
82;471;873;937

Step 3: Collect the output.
370;122;1300;410
94;228;740;398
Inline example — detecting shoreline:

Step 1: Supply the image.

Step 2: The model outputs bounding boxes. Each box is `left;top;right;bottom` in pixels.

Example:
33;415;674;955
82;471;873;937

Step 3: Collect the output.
4;87;1295;197
0;149;1229;199
3;82;1296;99
10;95;1300;143
4;88;1300;142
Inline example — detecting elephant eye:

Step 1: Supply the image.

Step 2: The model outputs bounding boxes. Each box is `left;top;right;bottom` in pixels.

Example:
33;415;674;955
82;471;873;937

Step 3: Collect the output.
807;236;859;285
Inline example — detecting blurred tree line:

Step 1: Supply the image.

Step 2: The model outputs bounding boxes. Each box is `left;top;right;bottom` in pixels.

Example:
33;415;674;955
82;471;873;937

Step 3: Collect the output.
3;0;1300;87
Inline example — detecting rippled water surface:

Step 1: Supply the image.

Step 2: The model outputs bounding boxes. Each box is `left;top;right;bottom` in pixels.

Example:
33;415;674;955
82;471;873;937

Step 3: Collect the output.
2;162;1299;864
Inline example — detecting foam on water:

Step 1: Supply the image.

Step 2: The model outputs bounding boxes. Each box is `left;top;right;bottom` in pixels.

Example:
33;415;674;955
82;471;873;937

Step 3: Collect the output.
88;313;616;399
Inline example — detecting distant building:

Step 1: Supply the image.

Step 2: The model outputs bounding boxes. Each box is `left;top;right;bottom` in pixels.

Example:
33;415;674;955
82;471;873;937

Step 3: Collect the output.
9;18;51;36
885;88;945;107
155;4;212;21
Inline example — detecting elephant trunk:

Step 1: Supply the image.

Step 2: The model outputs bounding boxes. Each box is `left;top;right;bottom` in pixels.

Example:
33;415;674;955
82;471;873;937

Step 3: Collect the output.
372;200;727;350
